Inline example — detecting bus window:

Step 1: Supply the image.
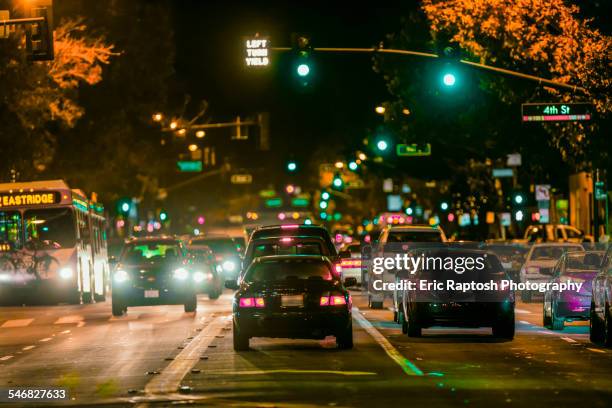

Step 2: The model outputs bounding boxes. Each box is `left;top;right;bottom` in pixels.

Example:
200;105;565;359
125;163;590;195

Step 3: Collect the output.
24;209;77;249
0;211;22;249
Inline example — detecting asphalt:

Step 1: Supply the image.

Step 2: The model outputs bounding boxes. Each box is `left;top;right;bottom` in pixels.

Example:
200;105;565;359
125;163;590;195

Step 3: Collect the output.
0;290;610;407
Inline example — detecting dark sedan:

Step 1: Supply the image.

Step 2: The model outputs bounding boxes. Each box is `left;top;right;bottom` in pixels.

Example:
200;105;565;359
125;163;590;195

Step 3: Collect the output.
111;237;198;316
227;255;355;351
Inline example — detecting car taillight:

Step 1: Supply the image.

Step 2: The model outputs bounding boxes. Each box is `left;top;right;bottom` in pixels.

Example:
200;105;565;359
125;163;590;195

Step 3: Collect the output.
239;297;265;308
341;259;361;268
320;295;347;306
334;264;342;274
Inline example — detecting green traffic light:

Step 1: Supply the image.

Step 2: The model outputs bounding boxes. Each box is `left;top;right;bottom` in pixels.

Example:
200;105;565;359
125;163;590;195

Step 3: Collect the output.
287;161;297;172
159;211;168;221
376;140;388;151
321;191;330;200
514;194;524;204
297;64;310;77
348;161;358;171
121;202;130;213
440;202;449;211
443;73;456;86
332;176;343;189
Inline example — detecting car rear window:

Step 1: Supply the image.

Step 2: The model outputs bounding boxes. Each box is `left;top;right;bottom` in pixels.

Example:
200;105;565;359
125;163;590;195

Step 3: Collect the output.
565;252;603;272
387;231;442;243
245;260;332;282
191;238;237;253
123;243;181;263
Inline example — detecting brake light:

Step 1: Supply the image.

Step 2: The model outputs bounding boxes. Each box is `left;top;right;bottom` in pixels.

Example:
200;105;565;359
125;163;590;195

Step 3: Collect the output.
341;259;361;268
320;295;347;306
281;224;299;230
334;264;342;274
280;237;293;243
239;297;266;308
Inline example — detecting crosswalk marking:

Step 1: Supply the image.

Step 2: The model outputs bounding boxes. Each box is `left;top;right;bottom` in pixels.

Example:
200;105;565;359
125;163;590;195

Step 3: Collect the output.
1;319;34;328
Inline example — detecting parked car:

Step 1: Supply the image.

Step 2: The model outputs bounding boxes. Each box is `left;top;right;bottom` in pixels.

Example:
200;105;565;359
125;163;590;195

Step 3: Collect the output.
543;251;604;330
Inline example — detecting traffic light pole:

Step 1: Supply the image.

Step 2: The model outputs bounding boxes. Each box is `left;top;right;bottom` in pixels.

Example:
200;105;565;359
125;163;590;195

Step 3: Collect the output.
270;46;587;94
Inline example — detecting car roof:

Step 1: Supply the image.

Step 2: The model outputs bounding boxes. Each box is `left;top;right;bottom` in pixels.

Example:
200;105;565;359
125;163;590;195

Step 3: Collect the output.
531;243;584;247
127;236;180;243
251;255;330;264
386;225;442;232
250;235;326;242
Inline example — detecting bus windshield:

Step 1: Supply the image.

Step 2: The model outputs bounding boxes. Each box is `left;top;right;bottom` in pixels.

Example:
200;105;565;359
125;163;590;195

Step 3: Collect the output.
24;209;76;249
0;211;22;249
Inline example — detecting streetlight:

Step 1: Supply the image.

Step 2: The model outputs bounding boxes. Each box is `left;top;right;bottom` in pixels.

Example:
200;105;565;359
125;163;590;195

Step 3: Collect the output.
402;108;411;115
334;161;344;169
177;128;186;136
152;113;163;122
170;121;178;130
358;152;367;161
375;106;386;115
195;130;205;138
188;144;198;152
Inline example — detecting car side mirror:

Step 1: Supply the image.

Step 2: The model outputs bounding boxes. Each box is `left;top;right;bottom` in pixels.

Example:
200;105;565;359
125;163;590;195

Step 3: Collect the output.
225;280;239;290
344;277;357;287
339;250;351;259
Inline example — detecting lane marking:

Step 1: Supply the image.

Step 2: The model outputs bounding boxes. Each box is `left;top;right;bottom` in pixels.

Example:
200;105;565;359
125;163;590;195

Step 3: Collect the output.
515;309;532;315
219;369;376;376
144;316;227;394
561;337;577;343
1;319;34;328
352;308;423;376
0;355;13;361
587;348;606;353
22;345;36;351
54;315;84;325
39;337;52;342
519;321;530;325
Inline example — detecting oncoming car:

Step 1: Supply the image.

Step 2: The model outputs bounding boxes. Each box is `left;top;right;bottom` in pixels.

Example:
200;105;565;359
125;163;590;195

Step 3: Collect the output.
227;255;355;351
111;237;198;316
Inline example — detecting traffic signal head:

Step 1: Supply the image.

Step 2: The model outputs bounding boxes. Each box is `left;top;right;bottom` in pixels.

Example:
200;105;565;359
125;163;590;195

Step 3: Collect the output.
321;191;330;200
117;198;132;215
442;73;456;87
376;139;389;152
348;161;358;171
440;202;449;211
296;63;310;77
159;210;168;222
332;175;344;190
287;161;297;172
513;193;525;205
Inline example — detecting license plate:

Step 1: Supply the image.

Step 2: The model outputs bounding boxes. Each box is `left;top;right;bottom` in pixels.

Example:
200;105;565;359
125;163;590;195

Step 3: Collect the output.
281;295;303;307
144;290;159;298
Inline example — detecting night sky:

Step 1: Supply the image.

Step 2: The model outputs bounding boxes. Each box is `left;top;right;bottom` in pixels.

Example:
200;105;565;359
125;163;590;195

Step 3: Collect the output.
171;1;412;170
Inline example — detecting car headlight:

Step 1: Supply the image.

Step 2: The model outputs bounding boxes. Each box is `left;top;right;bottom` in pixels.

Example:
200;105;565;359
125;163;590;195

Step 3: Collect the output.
173;268;189;280
193;271;206;283
59;267;73;279
222;260;236;272
114;269;129;283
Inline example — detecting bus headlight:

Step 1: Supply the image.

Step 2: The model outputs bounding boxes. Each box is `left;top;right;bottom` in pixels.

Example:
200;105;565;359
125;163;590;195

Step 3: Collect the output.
173;268;189;280
114;269;129;283
193;271;206;283
222;260;236;272
59;267;73;280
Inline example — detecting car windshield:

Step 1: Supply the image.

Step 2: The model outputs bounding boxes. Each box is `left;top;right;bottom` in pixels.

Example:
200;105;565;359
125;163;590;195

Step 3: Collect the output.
387;231;442;243
245;260;333;282
565;252;603;272
24;208;76;248
252;241;324;257
122;242;181;263
0;211;22;249
531;246;582;260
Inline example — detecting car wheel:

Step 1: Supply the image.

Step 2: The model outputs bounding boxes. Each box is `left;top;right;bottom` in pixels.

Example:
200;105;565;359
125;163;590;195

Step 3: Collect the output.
521;291;532;303
542;301;551;328
590;301;603;343
407;305;422;338
604;304;612;347
184;294;197;313
551;304;564;331
400;311;408;334
233;320;249;351
492;309;515;340
112;300;124;317
208;288;220;300
336;321;354;350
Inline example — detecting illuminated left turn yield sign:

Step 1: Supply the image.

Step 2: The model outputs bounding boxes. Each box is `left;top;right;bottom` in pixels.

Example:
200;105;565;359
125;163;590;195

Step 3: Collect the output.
245;36;270;67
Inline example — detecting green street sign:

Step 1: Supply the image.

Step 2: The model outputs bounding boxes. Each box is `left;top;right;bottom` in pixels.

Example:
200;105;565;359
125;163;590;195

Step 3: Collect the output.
265;197;283;208
595;181;607;201
521;103;592;122
396;143;431;157
291;197;310;207
177;161;202;172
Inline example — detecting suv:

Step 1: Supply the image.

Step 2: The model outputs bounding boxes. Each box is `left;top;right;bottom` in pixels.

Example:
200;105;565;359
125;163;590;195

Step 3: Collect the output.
111;237;197;316
370;225;447;320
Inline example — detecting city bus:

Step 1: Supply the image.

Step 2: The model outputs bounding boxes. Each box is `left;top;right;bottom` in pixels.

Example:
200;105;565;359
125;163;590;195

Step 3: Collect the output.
0;180;109;304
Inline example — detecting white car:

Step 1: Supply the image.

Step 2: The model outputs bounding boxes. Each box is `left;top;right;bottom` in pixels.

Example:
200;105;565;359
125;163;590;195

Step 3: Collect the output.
368;225;447;323
519;243;584;302
339;243;363;285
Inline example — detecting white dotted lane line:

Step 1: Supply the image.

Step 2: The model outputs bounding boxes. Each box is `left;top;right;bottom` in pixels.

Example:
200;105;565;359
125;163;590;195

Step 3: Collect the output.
586;348;606;354
561;337;577;343
39;337;52;342
22;345;36;351
0;355;13;361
